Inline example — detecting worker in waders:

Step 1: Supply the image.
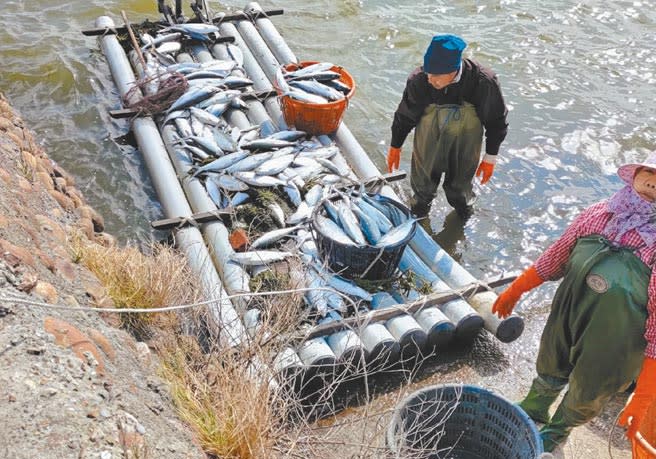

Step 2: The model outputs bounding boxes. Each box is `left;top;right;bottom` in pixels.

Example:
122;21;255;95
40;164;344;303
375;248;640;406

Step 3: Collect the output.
492;155;656;452
387;34;508;219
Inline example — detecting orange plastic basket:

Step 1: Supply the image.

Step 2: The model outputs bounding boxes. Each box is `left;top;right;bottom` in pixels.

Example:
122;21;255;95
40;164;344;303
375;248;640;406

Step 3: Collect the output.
632;398;656;458
276;60;356;136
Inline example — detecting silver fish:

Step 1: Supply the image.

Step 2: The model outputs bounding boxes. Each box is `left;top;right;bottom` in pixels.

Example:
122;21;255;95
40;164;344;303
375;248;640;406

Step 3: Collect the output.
156;41;181;55
191;151;249;177
314;214;355;246
204;177;224;208
230;250;293;266
287;201;312;225
212;174;249;192
283;89;328;104
242;138;296;151
304;184;325;207
169;86;219;112
352;207;381;245
255;154;295;176
233;171;286;188
250;226;299;249
296;145;339;159
287;62;335;77
267;202;286;227
289;79;344;101
282;182;302;207
376;219;416;247
337;200;366;245
226;152;274;174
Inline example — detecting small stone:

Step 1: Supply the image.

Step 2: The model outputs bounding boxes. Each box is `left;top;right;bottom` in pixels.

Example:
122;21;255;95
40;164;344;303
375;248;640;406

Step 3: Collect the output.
0;238;36;268
54;177;67;192
44;387;58;397
26;346;45;356
54;259;77;283
135;342;151;363
17;271;38;293
49;190;75;212
87;408;99;419
24;379;36;390
34;281;58;304
135;423;146;435
100;408;111;418
100;451;111;459
36;171;54;191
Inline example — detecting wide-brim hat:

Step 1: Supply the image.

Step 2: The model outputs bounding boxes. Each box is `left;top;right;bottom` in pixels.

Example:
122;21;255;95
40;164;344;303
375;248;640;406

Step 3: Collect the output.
618;152;656;184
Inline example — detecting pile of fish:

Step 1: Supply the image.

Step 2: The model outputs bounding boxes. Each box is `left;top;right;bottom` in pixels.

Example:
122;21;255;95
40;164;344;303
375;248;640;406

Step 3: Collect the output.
131;23;422;323
274;62;351;104
313;192;416;248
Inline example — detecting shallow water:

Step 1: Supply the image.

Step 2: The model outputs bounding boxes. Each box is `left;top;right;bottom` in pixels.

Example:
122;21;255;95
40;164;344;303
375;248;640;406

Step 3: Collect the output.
1;2;655;396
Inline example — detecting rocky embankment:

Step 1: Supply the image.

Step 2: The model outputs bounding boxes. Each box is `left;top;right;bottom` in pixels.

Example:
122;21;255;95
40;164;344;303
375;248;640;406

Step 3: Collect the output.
0;94;205;459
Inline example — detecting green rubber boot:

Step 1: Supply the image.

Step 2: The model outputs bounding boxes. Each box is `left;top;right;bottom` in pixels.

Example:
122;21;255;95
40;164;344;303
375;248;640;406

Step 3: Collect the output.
518;377;563;424
539;403;574;453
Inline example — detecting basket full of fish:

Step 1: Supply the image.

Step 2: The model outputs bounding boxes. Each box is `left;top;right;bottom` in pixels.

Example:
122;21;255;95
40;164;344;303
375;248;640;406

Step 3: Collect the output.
274;60;355;136
310;192;417;281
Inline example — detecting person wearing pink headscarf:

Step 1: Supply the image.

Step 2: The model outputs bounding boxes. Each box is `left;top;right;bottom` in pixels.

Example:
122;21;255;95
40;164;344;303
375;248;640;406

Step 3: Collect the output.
492;154;656;452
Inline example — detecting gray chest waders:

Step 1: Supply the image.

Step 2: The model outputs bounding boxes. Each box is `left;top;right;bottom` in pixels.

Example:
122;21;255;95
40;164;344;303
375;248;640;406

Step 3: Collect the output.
410;102;483;214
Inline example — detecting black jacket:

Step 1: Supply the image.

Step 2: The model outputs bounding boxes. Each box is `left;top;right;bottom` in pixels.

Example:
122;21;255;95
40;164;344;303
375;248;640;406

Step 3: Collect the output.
391;58;508;155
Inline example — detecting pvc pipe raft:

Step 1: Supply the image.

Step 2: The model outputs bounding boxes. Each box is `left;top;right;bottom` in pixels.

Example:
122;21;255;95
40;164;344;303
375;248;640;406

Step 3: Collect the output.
410;230;524;343
96;16;246;349
242;6;524;342
129;49;252;312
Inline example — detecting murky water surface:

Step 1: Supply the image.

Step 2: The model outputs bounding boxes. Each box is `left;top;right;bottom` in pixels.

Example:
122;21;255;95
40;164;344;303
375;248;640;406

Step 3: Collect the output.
1;1;654;419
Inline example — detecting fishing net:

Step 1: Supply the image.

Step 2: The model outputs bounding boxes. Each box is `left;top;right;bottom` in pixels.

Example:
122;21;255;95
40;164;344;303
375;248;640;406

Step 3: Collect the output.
123;71;188;116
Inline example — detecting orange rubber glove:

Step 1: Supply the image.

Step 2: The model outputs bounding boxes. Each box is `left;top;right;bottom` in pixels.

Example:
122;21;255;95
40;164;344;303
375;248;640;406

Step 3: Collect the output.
492;266;544;319
619;357;656;439
476;154;496;184
387;146;401;173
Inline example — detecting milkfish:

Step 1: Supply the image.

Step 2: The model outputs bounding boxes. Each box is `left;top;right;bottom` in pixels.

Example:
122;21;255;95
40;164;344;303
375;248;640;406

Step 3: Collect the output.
141;32;183;51
314;214;355;246
242;138;297;151
211;174;249;192
289;79;344;101
250;226;299;249
203;174;224;205
283;89;328;104
312;264;373;301
190;150;249;177
286;201;312;225
232;171;286;188
336;198;366;245
163;23;220;42
168;86;220;112
285;62;335;77
225;152;274;174
229;250;293;266
375;219;416;248
254;154;295;176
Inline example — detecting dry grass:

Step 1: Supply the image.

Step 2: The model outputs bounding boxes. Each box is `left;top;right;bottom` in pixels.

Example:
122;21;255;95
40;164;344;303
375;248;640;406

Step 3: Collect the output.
157;336;283;459
66;232;446;459
68;232;201;334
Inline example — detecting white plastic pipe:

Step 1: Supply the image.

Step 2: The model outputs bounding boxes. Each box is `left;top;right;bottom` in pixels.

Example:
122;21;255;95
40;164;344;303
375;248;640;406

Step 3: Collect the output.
96;15;246;348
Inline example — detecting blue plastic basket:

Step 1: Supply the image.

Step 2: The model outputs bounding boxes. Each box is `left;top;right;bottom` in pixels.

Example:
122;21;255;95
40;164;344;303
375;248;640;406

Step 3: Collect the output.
387;384;544;459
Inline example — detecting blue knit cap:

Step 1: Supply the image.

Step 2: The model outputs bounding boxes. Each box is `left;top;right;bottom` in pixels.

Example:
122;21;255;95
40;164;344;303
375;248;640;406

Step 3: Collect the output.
423;34;466;75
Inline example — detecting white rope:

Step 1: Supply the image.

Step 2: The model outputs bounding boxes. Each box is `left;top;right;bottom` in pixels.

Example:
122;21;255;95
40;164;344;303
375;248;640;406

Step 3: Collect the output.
0;286;357;315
